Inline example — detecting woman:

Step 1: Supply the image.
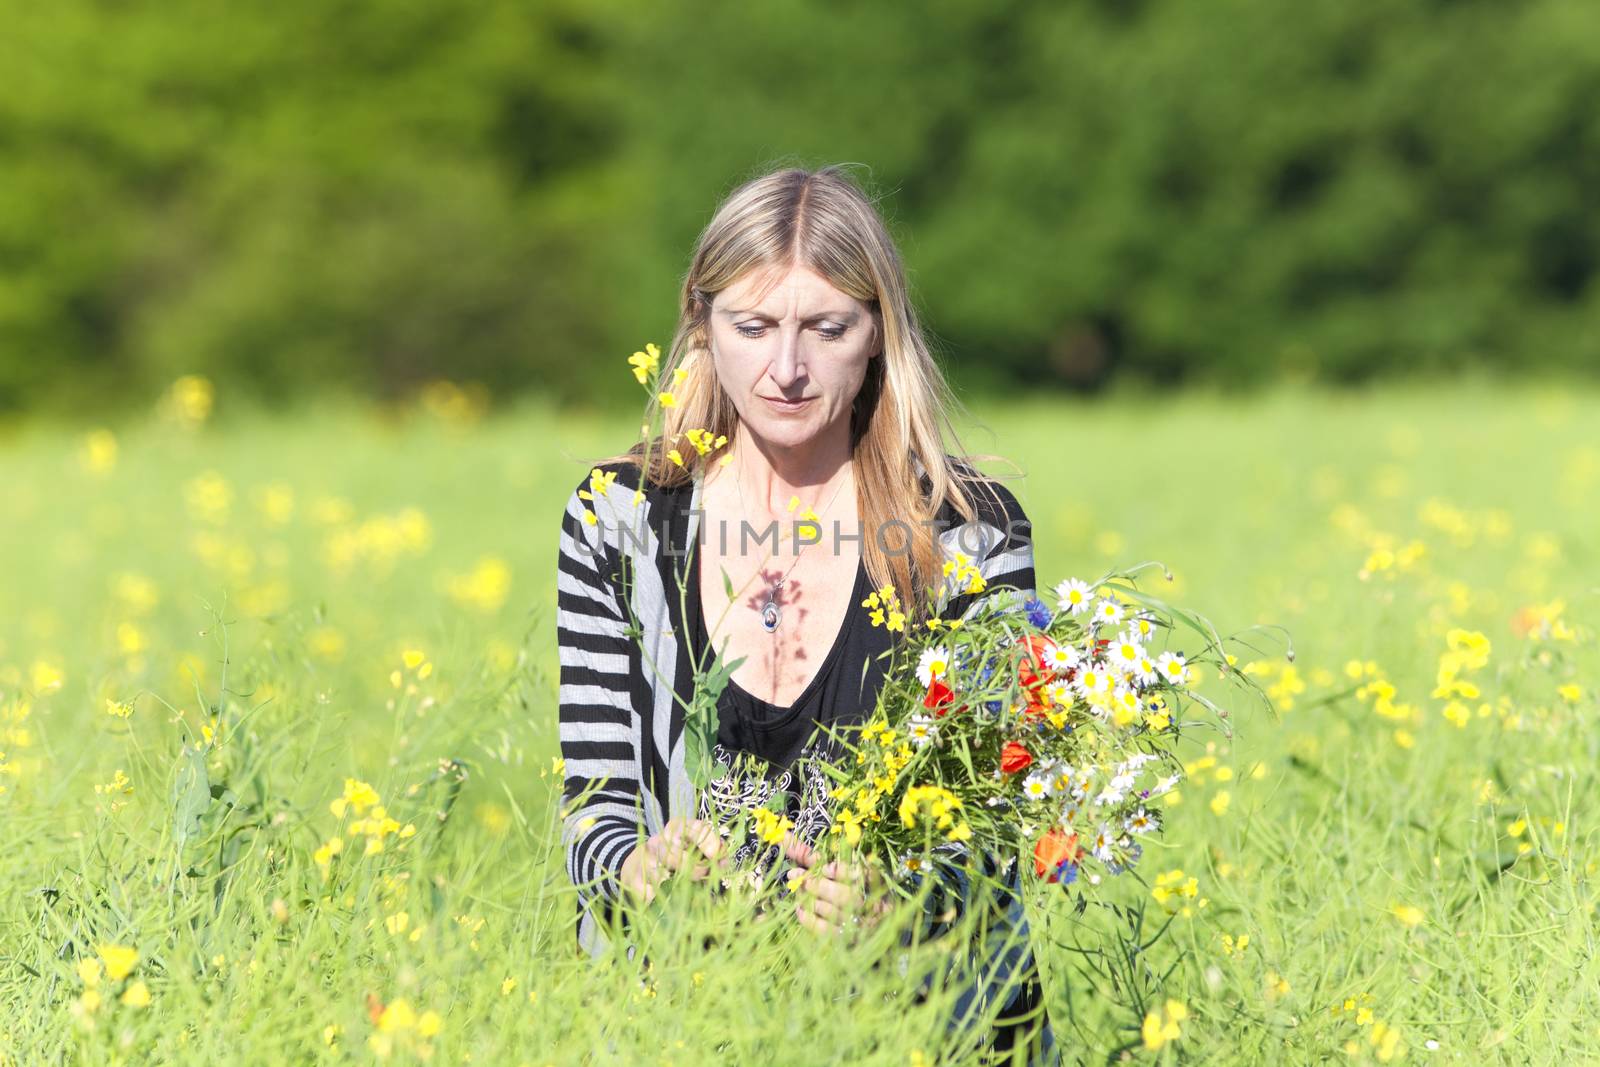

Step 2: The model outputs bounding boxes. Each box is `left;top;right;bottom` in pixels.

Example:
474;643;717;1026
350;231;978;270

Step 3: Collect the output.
557;164;1055;1063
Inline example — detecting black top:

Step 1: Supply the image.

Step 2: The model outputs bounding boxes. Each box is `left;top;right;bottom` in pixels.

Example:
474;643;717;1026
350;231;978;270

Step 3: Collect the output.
686;539;893;774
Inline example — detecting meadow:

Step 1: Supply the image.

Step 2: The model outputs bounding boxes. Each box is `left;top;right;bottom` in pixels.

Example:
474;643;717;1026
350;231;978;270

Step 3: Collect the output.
0;379;1596;1065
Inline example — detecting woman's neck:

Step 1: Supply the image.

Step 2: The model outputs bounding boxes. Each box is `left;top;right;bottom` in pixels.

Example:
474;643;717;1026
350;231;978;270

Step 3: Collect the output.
723;423;853;516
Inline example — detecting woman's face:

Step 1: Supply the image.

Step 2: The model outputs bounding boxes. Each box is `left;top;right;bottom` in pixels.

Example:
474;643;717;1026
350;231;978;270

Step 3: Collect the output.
704;263;879;453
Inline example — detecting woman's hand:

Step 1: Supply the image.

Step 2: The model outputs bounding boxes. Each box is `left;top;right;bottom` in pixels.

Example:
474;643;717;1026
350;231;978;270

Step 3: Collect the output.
619;817;730;905
781;833;893;936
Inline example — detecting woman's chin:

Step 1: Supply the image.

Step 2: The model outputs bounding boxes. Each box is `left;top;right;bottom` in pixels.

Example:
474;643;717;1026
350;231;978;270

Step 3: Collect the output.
743;415;826;451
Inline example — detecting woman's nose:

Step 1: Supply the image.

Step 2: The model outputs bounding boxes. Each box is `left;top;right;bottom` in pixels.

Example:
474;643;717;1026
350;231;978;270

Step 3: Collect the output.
769;329;804;388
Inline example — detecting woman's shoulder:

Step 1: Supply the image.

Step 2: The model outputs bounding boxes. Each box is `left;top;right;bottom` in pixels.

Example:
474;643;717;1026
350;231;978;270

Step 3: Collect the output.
932;455;1030;530
560;458;697;559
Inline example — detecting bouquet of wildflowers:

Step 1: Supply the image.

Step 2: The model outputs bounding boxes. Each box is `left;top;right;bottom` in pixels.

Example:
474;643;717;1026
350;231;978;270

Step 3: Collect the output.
815;564;1274;895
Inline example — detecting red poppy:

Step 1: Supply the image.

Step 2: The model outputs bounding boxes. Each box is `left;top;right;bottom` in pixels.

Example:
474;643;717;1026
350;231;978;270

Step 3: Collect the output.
1033;829;1082;881
1017;634;1056;688
924;680;957;718
1000;740;1033;774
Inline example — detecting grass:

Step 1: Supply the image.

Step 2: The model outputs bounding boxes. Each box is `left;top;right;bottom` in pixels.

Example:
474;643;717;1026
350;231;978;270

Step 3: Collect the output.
0;380;1595;1064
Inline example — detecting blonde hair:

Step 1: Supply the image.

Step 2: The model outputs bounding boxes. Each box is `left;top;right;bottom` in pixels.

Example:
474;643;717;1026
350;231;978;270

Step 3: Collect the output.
614;163;1005;619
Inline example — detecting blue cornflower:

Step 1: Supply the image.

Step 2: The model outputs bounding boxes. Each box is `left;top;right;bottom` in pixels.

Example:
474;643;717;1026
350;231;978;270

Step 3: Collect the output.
1023;595;1052;630
1056;861;1079;885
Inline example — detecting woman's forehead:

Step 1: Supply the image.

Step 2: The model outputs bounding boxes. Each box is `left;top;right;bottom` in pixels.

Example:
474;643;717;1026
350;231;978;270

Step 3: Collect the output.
719;263;863;317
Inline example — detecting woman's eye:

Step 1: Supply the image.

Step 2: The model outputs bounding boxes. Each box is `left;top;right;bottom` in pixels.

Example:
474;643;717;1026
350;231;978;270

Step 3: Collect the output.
733;324;847;341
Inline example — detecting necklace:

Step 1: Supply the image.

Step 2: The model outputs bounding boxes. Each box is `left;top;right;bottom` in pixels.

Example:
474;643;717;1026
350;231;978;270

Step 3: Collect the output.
731;451;852;634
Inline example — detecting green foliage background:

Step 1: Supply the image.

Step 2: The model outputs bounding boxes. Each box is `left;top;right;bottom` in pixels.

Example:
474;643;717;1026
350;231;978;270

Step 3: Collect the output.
4;0;1599;415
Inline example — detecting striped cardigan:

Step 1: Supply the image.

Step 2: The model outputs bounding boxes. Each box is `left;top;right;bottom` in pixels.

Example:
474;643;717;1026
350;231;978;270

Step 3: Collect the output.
557;457;1035;959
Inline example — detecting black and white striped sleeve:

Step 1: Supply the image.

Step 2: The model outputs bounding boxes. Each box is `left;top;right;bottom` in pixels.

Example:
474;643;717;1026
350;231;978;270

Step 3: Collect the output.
939;477;1036;621
557;475;646;920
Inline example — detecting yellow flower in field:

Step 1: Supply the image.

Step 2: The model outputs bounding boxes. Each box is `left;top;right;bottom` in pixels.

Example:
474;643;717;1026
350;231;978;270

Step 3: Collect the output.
1209;790;1231;817
657;391;678;409
105;698;134;719
447;556;512;613
77;958;103;987
308;626;346;662
121;980;151;1007
94;769;133;805
1151;869;1203;914
376;998;417;1032
1141;999;1187;1050
1264;971;1291;1000
1390;904;1425;927
417;1010;442;1037
79;429;118;475
96;944;138;981
252;481;295;525
164;375;214;428
1556;684;1583;703
1445;628;1491;669
323;1024;341;1047
501;976;517;996
183;471;233;524
1369;1020;1403;1062
402;649;427;671
331;779;381;818
628;343;661;385
667;449;685;467
30;660;64;694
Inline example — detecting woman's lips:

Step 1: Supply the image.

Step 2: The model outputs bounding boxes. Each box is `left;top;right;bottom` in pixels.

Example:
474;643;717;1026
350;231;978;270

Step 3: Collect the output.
761;395;814;412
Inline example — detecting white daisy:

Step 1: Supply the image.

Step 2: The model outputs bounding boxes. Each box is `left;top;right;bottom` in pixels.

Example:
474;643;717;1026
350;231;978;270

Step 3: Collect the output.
1148;772;1182;797
1125;808;1156;834
1091;824;1115;862
1068;774;1092;803
1047;681;1075;708
1156;651;1187;685
1059;802;1081;827
1092;598;1124;628
1045;642;1081;672
1131;653;1159;687
916;645;951;689
1109;636;1144;672
1021;770;1054;801
907;713;939;748
1074;663;1113;701
1096;771;1135;806
1118;752;1159;773
1128;614;1160;642
1054;577;1095;615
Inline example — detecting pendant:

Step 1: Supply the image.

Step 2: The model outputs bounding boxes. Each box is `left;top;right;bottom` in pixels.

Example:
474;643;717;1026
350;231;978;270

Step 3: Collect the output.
761;598;781;633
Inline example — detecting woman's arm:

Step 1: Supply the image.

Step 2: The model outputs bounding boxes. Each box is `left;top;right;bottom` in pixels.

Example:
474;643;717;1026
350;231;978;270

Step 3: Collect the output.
556;479;648;930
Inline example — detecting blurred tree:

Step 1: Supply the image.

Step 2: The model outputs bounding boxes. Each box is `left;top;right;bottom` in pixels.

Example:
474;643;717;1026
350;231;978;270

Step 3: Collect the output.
1;0;1597;414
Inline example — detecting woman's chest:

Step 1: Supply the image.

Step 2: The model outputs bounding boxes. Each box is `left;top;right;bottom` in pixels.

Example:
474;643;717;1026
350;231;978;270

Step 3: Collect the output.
695;534;864;707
